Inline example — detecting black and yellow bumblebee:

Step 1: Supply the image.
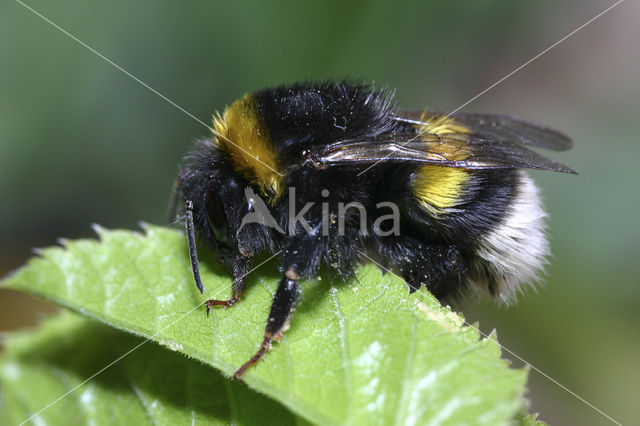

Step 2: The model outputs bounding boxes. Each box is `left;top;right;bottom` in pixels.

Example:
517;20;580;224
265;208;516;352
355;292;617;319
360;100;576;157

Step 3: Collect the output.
170;81;574;379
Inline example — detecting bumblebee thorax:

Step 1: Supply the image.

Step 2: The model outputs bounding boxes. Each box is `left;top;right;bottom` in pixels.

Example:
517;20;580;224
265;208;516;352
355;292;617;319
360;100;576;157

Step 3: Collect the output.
213;94;283;198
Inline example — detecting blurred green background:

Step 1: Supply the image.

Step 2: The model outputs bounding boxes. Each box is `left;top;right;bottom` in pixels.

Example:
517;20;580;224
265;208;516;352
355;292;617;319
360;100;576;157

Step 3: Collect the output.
1;0;637;424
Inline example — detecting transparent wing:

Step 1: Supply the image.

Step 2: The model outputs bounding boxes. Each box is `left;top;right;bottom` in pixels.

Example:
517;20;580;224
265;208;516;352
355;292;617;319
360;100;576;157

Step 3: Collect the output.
307;111;575;174
393;110;573;151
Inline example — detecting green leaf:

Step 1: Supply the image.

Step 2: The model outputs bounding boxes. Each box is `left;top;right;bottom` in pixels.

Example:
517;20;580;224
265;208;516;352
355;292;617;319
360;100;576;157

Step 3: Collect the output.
517;412;547;426
0;311;303;425
3;224;534;425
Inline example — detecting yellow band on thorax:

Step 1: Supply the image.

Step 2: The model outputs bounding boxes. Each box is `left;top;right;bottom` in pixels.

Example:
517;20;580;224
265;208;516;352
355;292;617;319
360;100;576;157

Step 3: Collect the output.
213;95;283;198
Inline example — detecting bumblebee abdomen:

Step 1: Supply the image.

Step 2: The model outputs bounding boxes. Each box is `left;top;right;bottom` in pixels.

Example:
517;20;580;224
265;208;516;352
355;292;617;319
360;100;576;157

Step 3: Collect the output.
403;165;548;301
466;171;549;301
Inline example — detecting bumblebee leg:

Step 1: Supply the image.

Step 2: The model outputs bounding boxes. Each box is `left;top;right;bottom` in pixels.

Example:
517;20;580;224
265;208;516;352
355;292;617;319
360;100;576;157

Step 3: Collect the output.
205;255;252;313
234;275;300;380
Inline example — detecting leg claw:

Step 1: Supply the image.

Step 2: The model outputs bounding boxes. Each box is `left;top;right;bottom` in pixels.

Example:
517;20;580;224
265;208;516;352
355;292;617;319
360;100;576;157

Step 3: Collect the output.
205;297;238;316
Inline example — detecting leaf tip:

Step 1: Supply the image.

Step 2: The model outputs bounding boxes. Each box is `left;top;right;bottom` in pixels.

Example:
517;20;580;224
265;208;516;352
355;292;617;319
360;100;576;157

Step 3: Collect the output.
90;223;106;237
138;221;151;233
487;328;498;341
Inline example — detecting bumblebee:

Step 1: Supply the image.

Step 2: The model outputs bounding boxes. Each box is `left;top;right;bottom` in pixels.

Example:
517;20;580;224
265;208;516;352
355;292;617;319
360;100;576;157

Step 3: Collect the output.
170;81;574;379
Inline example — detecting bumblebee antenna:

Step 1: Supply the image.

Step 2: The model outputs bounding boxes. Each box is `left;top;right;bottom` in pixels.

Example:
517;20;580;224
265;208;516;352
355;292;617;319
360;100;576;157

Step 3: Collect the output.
185;200;205;294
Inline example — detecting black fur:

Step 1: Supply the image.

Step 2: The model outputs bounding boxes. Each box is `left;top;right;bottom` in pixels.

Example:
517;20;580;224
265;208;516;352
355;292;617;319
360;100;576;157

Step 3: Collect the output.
253;81;400;162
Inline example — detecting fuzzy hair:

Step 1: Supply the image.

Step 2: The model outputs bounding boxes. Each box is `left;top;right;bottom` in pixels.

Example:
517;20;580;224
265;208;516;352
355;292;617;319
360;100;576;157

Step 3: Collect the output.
469;171;550;302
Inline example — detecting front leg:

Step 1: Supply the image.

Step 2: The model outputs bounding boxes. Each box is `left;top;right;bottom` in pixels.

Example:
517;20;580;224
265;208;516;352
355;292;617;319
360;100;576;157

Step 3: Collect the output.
205;254;252;313
234;274;300;380
185;200;253;311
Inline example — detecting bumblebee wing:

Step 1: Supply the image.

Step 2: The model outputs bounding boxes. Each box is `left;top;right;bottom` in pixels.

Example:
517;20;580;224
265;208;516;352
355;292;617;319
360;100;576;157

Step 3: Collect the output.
393;110;573;151
311;110;575;173
312;136;575;173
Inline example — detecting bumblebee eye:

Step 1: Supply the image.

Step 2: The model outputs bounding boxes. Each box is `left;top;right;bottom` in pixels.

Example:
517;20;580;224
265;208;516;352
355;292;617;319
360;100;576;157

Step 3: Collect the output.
207;190;228;241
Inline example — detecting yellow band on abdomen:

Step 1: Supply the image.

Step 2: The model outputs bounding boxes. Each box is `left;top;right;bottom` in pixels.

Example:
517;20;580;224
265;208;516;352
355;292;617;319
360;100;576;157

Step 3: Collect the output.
412;166;468;215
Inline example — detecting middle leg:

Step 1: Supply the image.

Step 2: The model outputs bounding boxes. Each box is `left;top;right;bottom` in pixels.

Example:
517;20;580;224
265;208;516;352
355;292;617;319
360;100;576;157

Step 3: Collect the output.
233;274;300;380
233;234;334;380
